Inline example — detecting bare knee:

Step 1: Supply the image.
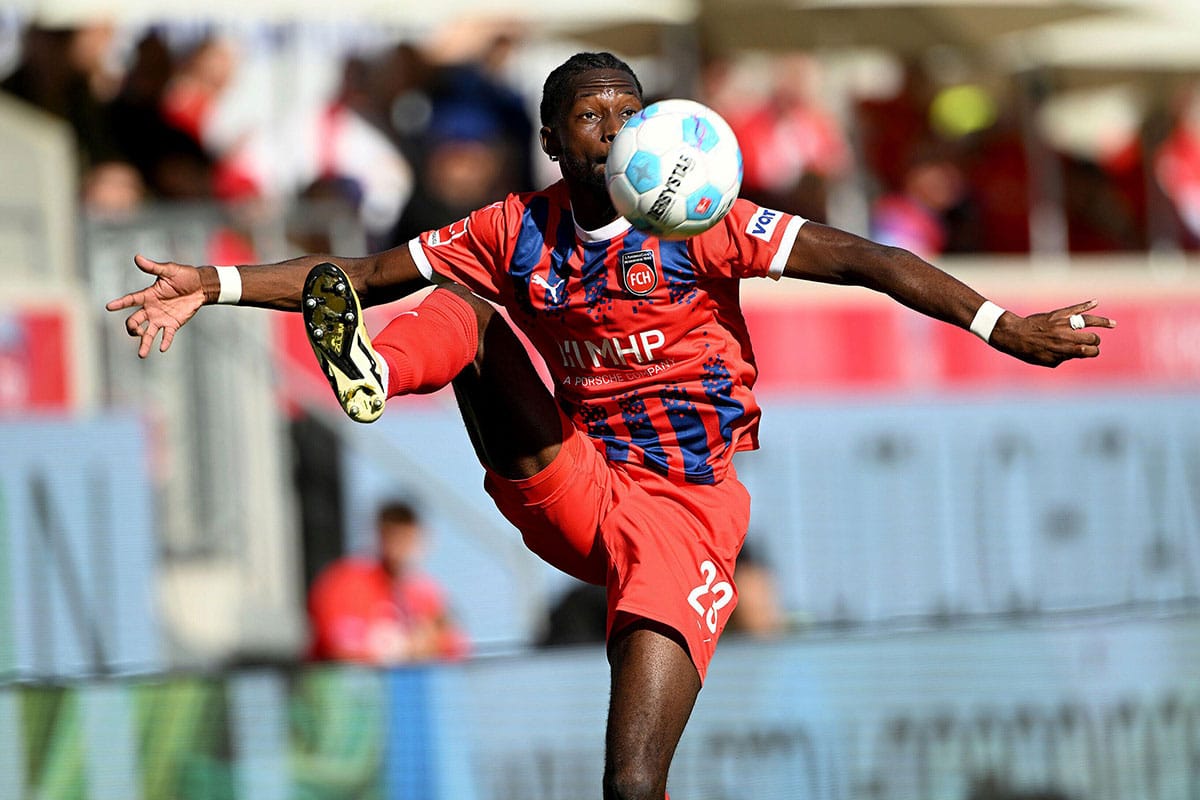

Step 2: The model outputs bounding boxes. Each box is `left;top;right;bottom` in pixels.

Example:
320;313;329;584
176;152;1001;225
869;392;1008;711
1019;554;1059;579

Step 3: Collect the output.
603;765;665;800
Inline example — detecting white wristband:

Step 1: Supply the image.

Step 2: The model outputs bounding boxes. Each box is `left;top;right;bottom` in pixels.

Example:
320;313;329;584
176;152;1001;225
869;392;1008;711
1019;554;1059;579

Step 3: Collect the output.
214;265;242;305
969;300;1006;343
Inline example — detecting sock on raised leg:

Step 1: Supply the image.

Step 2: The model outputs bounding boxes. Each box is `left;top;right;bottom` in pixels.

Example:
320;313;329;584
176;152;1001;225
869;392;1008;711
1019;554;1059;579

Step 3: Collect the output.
372;289;479;396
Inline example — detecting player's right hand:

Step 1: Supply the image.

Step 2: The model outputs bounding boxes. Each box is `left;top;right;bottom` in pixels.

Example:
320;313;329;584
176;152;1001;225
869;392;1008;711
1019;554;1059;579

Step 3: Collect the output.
105;254;207;358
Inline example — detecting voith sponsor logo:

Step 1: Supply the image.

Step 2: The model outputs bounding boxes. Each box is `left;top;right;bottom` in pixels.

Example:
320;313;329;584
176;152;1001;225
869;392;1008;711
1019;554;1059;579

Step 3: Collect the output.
557;329;666;369
746;207;781;242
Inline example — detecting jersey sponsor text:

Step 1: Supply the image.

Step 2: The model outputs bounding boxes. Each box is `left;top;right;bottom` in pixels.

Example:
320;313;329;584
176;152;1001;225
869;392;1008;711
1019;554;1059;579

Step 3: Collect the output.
746;207;781;242
557;329;666;369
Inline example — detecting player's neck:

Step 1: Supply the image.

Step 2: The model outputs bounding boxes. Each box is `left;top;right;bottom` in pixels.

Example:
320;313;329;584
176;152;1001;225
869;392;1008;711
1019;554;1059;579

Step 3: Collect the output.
568;183;621;231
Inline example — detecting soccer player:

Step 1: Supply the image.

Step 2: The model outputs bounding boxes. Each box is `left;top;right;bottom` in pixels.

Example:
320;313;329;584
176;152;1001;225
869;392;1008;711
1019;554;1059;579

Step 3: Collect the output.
307;499;469;664
108;52;1114;800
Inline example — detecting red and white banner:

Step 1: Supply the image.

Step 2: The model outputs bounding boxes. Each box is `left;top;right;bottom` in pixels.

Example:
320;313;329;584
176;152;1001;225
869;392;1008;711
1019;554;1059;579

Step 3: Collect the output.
0;308;74;412
742;296;1200;394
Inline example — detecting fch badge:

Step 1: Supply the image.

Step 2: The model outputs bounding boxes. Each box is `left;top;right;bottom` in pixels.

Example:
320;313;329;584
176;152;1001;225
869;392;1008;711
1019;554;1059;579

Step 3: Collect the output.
619;250;659;297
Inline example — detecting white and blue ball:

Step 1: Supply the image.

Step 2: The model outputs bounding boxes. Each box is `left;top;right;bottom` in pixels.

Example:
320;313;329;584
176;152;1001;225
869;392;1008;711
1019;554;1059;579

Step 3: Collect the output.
605;99;743;240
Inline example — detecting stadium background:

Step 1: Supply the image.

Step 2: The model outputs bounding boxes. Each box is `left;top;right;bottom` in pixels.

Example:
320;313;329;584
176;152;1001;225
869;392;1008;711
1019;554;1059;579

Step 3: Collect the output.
2;1;1199;798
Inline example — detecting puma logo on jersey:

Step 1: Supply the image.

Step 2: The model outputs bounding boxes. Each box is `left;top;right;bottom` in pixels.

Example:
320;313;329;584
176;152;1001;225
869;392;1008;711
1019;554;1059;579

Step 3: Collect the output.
557;329;666;369
531;273;566;303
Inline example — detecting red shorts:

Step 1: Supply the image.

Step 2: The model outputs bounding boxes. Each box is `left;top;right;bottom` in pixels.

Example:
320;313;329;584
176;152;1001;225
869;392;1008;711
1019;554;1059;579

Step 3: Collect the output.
484;415;751;681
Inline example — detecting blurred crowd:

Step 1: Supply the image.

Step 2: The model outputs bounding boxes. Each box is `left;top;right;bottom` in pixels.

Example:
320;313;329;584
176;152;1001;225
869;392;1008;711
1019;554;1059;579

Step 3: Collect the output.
5;19;1200;258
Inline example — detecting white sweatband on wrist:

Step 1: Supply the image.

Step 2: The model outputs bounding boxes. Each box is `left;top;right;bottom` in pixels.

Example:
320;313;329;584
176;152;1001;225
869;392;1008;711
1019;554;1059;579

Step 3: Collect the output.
214;266;242;305
969;300;1006;343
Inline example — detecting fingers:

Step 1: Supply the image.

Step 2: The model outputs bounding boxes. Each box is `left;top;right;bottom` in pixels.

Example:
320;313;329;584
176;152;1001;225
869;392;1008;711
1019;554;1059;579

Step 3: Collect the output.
1060;300;1116;328
1055;300;1116;342
133;253;171;276
124;309;146;336
138;325;157;359
1079;313;1117;329
999;301;1114;368
106;262;157;312
124;309;174;356
136;321;177;358
106;257;169;312
1032;302;1113;365
1060;328;1105;362
112;255;188;358
106;293;138;312
1058;329;1104;361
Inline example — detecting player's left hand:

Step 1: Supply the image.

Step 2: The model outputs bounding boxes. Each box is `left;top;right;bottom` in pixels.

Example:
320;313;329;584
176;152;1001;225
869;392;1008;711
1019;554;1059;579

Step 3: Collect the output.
989;300;1116;367
988;298;1118;367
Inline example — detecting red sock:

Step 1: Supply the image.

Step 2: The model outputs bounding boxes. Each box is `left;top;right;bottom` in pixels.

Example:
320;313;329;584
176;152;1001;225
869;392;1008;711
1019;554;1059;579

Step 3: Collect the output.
373;289;478;396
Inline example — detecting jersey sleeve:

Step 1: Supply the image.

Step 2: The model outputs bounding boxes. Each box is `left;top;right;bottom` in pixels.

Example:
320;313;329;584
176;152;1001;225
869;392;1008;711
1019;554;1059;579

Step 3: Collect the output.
688;199;806;281
406;200;511;303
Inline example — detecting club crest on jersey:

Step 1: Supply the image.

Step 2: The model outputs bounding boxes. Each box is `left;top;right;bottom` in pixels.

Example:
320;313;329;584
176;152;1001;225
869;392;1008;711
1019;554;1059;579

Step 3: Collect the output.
619;250;658;297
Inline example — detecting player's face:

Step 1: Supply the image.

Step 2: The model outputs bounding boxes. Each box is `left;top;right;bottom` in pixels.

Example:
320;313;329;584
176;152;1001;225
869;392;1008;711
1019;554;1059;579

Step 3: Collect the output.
379;521;422;576
543;69;643;190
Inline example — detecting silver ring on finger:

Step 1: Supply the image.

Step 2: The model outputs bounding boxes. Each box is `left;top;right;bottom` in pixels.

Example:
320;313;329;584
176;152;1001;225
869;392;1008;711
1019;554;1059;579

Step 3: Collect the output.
1069;313;1085;330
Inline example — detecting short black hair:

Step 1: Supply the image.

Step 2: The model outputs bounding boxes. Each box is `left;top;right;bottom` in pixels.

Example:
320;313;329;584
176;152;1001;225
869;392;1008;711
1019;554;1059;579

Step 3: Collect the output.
539;51;643;128
377;500;419;528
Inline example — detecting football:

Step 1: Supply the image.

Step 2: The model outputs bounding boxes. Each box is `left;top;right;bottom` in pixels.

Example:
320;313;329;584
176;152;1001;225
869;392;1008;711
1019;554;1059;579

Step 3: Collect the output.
605;98;743;240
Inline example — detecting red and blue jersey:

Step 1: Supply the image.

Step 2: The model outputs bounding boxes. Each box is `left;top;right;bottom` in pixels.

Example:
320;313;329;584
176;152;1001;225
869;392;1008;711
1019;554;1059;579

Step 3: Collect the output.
408;180;804;485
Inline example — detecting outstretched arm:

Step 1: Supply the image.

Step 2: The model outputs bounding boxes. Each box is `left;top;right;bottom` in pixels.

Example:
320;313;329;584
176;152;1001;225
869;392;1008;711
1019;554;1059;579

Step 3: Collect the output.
106;246;430;358
782;222;1116;367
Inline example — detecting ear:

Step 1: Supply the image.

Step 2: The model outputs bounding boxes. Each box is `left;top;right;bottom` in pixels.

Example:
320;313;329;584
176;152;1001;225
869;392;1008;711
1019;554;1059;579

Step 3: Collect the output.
539;126;560;161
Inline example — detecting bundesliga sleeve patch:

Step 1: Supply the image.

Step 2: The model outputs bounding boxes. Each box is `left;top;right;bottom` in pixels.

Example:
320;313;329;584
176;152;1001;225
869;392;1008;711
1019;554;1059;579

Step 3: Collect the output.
745;207;783;242
619;249;659;297
427;217;470;247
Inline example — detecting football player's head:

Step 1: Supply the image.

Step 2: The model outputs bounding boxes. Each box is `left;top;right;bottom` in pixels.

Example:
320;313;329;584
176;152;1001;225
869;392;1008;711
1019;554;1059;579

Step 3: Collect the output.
539;52;644;189
540;51;643;129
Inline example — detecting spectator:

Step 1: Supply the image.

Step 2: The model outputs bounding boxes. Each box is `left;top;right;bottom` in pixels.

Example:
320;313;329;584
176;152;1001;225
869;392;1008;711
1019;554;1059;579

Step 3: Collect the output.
307;500;468;664
541;542;788;646
82;159;145;216
388;38;535;244
158;35;237;146
389;100;514;244
1155;83;1200;248
723;53;850;221
726;543;786;639
871;143;968;259
107;31;216;201
1;22;150;211
215;55;414;250
960;114;1033;253
538;581;608;647
2;23;122;166
1061;153;1144;252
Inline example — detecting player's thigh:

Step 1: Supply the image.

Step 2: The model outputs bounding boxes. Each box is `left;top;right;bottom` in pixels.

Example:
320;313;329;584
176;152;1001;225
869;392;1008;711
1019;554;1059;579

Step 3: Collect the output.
484;420;615;585
447;288;563;480
600;472;751;681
